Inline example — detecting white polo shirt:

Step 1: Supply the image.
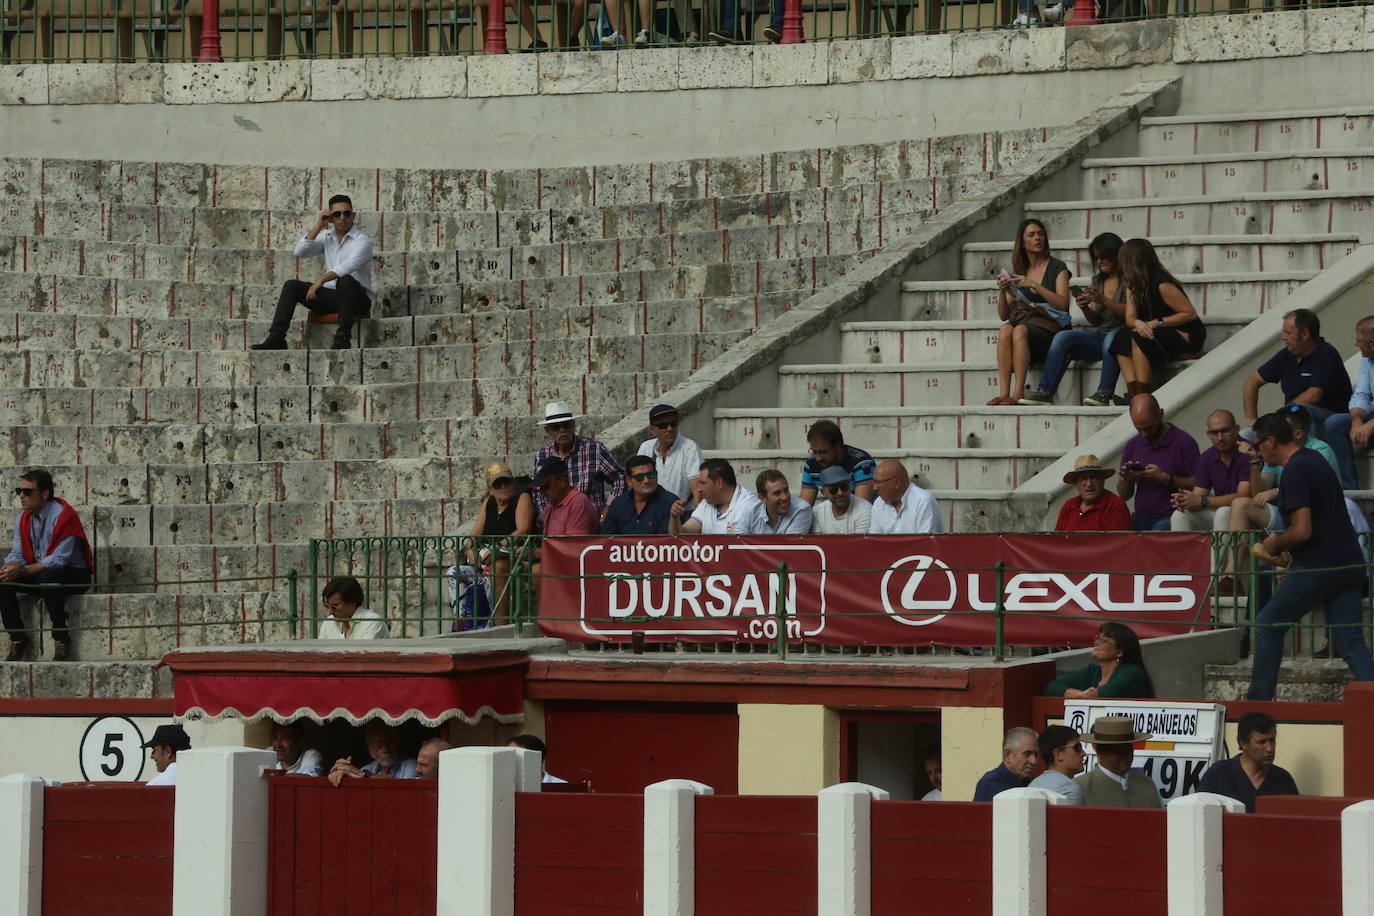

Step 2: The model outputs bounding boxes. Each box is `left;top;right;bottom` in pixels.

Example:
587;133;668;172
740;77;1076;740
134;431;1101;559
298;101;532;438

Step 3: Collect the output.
636;434;703;503
870;483;942;534
689;486;763;535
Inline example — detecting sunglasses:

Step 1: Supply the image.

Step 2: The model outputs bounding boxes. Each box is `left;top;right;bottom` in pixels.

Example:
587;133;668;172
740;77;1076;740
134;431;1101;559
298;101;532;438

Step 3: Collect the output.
630;471;658;482
489;478;513;487
1058;742;1084;754
13;487;35;495
822;483;850;495
653;421;679;430
327;210;354;218
546;421;575;431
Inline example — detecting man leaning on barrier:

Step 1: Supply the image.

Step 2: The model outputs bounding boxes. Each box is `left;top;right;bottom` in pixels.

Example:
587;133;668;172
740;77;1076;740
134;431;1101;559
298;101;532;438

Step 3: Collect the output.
810;465;872;534
670;459;763;536
317;576;390;640
870;460;942;534
329;720;418;785
753;469;814;535
602;455;677;535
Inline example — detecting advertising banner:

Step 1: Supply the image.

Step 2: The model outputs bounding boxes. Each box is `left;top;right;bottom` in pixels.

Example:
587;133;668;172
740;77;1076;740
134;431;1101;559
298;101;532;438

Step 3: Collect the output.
1064;700;1227;800
538;533;1212;646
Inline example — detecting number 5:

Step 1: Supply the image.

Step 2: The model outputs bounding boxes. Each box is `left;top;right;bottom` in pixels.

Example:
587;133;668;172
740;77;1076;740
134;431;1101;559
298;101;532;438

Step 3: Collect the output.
101;733;125;777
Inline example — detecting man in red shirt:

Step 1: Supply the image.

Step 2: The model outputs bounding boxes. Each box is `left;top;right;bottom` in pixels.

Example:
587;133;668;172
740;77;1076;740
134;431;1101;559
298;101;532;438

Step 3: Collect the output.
1056;455;1132;532
536;458;597;535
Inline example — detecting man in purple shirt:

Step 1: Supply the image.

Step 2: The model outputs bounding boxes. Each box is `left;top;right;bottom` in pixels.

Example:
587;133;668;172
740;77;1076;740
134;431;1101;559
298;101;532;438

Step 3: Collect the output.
1117;394;1199;531
1170;409;1253;532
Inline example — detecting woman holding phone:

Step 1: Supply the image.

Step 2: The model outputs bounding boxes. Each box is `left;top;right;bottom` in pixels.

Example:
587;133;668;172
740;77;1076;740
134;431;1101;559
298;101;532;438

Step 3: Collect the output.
1108;238;1206;396
989;219;1072;406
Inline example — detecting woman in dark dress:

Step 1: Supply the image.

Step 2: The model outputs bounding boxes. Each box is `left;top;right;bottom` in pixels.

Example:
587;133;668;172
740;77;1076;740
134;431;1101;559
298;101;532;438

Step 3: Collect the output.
1109;238;1206;396
990;218;1072;406
469;461;535;626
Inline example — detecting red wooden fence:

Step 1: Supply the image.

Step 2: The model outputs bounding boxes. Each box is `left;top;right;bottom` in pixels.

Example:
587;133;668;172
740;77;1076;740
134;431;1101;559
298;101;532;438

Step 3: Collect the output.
696;795;817;915
267;775;437;916
871;801;991;914
1047;806;1166;913
1256;795;1373;817
1223;813;1341;916
514;792;644;915
43;783;174;916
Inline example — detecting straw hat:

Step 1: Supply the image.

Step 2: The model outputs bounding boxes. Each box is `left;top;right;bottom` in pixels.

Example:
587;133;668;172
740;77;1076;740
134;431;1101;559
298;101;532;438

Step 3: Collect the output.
1062;454;1116;486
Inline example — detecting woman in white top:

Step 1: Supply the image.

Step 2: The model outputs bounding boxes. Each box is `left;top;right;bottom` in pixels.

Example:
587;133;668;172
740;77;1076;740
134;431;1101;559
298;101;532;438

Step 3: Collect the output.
317;576;389;640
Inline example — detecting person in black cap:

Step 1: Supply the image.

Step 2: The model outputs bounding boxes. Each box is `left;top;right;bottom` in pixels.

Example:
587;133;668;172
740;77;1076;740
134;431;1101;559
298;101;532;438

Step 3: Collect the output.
635;404;702;508
533;457;597;536
144;724;191;787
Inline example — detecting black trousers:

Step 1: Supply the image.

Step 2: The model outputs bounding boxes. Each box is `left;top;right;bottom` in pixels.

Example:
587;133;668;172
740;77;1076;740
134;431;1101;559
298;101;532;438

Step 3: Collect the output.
268;276;371;343
0;566;92;643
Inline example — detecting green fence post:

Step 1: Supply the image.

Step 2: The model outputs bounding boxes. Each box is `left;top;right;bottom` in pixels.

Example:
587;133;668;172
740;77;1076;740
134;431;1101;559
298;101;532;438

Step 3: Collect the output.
775;562;789;661
994;560;1006;662
287;568;298;639
307;539;319;638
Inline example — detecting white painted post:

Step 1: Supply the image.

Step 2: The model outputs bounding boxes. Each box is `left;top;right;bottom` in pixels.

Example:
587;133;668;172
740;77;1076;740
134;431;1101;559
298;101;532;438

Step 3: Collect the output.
818;782;890;916
509;746;544;793
992;787;1067;916
1342;799;1374;916
172;747;277;916
0;774;45;916
438;747;533;916
1167;792;1244;916
644;779;713;916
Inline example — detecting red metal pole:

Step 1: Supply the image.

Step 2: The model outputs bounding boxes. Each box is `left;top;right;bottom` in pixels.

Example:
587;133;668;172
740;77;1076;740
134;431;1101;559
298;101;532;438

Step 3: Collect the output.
484;0;508;53
780;0;803;43
198;0;224;62
1069;0;1100;26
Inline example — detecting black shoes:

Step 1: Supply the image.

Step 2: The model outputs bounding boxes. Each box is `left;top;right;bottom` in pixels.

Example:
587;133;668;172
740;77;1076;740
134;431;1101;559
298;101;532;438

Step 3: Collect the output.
331;339;352;350
6;638;30;662
250;338;287;350
52;638;71;662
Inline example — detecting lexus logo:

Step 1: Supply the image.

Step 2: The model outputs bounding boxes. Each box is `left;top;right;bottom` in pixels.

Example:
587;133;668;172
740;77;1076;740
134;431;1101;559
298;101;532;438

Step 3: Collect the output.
880;554;955;626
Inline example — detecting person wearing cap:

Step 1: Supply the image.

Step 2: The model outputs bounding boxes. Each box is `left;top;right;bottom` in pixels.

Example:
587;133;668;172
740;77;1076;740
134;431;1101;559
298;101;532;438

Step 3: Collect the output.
1054;455;1131;532
469;460;535;626
670;458;764;536
533;457;598;536
602;455;677;536
753;470;814;535
636;404;702;509
973;726;1039;801
809;465;872;534
144;723;191;787
317;576;389;640
1197;711;1298;812
1075;716;1162;808
1117;394;1198;531
532;401;626;525
1028;725;1086;804
798;420;876;505
1169;410;1253;533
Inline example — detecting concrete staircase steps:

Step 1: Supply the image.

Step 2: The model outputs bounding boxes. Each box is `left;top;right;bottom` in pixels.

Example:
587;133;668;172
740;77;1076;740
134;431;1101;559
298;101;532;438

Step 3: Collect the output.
1078;147;1374;200
1135;107;1374;157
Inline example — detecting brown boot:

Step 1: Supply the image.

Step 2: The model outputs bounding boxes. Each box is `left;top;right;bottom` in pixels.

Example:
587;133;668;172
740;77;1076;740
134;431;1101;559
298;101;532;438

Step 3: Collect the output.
1125;381;1152;397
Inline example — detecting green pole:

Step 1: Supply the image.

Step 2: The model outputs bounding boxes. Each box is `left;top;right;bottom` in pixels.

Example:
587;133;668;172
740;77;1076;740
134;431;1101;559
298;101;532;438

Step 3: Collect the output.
287;568;298;639
307;539;319;638
994;560;1006;662
775;562;789;661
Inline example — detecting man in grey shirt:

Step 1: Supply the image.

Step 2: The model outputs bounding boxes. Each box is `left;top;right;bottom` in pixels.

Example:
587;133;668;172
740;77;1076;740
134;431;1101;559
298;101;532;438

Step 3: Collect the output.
1028;724;1085;804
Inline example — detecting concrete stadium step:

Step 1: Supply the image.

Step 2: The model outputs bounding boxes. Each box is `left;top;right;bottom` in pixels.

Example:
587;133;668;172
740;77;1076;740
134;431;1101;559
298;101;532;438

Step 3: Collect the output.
1204;660;1361;704
705;448;1062;492
1025;190;1374;242
94;541;307;594
1079;149;1374;201
835;316;1254;365
1136;107;1374;158
713;407;1116;451
901;274;1316;321
959;234;1358;280
0;657;170;698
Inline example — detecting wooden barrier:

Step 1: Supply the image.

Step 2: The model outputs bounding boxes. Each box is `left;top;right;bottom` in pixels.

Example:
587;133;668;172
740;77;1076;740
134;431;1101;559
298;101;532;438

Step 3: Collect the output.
871;800;992;913
1047;806;1166;913
1256;795;1374;817
695;795;817;914
1222;813;1341;916
513;792;643;915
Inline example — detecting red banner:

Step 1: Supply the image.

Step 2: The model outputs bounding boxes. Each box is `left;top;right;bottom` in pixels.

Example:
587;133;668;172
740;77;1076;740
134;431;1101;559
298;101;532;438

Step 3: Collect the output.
537;533;1212;646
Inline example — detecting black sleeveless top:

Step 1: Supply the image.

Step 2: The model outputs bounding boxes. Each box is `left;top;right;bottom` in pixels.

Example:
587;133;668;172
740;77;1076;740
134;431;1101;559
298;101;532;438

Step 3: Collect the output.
481;495;519;537
1139;277;1205;346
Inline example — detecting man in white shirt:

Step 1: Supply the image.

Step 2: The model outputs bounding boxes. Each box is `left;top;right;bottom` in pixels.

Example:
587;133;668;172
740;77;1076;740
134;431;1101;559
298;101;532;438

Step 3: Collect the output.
870;460;942;534
252;194;374;351
754;470;813;534
810;465;872;534
1028;725;1085;804
635;403;702;503
144;723;190;787
270;721;325;777
329;720;419;785
670;459;763;535
316;576;390;640
509;734;568;784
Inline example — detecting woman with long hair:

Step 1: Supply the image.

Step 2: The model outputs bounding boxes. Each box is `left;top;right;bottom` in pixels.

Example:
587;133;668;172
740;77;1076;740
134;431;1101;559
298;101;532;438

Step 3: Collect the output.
468;461;535;626
1108;238;1206;396
1044;621;1156;699
989;218;1072;406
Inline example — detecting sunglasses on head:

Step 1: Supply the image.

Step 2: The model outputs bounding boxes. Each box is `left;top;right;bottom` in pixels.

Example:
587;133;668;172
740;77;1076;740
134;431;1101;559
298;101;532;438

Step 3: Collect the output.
630;471;658;481
13;487;34;496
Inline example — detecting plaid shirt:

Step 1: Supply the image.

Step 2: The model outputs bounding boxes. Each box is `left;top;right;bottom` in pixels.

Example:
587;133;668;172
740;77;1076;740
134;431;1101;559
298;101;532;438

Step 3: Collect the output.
533;435;627;519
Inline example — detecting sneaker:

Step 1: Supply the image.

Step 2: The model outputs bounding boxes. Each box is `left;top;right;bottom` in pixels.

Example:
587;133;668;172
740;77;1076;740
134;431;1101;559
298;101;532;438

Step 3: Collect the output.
330;338;352;350
762;26;782;42
1018;390;1053;406
5;638;30;662
1011;12;1030;26
52;638;71;662
634;28;673;46
601;31;628;48
1041;2;1063;22
250;338;287;351
521;38;550;53
1110;394;1130;406
707;28;737;43
1083;391;1114;407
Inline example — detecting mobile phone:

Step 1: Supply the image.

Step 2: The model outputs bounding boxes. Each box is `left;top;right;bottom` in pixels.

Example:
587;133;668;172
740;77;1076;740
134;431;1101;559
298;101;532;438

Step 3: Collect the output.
1123;462;1145;472
1070;286;1087;298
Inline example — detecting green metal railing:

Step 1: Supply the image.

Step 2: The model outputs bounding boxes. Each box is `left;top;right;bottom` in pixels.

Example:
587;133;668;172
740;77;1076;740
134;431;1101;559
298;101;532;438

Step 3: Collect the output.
1;0;1363;63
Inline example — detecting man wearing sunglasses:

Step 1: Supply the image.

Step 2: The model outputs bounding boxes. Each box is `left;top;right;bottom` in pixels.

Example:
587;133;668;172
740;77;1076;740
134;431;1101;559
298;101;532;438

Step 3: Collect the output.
251;194;374;351
635;404;701;508
1028;725;1085;805
809;465;871;534
0;469;93;661
602;456;677;535
532;401;626;526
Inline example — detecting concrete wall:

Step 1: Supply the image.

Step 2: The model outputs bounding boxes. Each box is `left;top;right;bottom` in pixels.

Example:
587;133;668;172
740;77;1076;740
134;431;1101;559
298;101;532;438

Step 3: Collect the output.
736;703;839;795
939;705;1005;802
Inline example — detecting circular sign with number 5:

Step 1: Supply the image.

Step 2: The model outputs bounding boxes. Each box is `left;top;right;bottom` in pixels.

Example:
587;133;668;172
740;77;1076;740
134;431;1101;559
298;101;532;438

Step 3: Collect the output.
79;716;146;782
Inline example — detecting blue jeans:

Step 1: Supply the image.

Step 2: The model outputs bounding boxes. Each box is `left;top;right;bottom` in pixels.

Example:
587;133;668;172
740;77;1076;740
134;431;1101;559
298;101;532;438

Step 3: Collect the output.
1132;511;1172;532
1323;412;1361;489
720;0;783;32
1247;564;1374;700
1036;328;1121;398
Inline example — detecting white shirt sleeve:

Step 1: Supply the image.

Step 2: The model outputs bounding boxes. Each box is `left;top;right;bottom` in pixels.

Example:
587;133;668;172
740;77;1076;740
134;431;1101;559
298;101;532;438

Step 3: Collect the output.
850;500;872;534
913;490;942;534
293;235;325;258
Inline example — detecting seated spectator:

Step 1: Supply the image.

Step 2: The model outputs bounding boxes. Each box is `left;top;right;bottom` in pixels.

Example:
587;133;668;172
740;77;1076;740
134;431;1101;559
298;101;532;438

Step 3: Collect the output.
532;401;626;526
1044;622;1155;699
1170;410;1252;533
1325;315;1374;490
469;461;535;627
973;726;1039;801
329;720;418;785
1055;455;1131;532
1022;232;1127;407
416;738;453;780
270;721;324;776
799;420;876;504
1116;394;1199;531
1075;717;1162;808
1028;725;1085;805
602;455;677;535
1242;309;1352;482
871;460;942;534
317;576;389;640
754;470;813;534
635;404;702;507
1108;238;1205;396
810;465;873;534
509;734;567;784
921;747;942;801
535;457;598;535
144;724;191;787
709;0;783;43
989;219;1071;406
1197;712;1298;813
670;459;763;535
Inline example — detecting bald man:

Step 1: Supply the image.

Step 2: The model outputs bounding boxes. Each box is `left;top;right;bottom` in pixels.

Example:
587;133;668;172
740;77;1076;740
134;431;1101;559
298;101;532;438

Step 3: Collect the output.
870;460;942;534
1117;394;1198;531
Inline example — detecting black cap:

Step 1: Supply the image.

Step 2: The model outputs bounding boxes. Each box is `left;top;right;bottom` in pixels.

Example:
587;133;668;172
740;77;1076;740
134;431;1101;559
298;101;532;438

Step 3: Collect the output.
531;457;569;487
143;723;191;751
649;404;679;424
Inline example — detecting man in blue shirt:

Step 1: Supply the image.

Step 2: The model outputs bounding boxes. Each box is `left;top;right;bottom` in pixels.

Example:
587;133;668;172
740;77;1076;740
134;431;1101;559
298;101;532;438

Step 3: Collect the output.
1323;315;1374;490
1198;711;1298;813
601;456;677;536
0;469;93;662
1242;309;1353;453
1246;412;1374;700
799;420;876;505
973;727;1040;801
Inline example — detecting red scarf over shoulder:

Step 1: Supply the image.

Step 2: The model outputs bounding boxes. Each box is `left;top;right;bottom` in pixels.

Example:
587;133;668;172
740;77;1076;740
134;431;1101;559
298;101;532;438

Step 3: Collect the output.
20;498;94;570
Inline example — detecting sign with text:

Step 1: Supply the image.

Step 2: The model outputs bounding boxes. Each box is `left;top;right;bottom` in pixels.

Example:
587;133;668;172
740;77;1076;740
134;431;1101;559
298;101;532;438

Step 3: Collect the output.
538;533;1211;646
1065;699;1226;800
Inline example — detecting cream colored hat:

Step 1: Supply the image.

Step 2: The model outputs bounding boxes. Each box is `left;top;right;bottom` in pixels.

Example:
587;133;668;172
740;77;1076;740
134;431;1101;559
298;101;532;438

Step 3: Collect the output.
1062;454;1115;485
